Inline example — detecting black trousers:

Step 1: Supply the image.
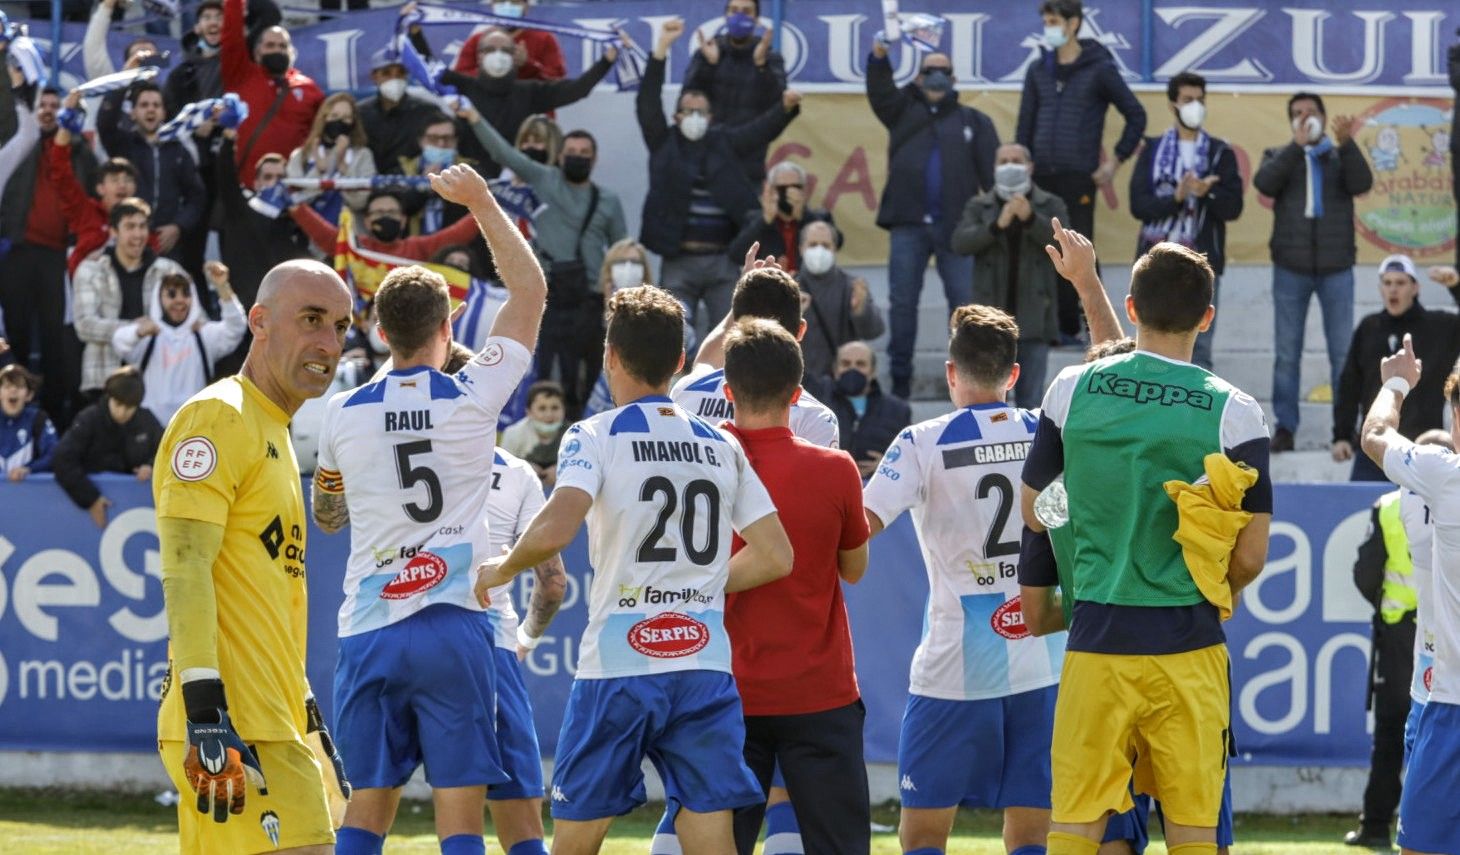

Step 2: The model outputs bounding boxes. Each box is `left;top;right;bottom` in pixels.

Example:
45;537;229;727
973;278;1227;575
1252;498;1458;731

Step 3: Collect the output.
1361;615;1415;831
734;700;870;855
0;243;78;427
536;295;604;418
1037;171;1099;337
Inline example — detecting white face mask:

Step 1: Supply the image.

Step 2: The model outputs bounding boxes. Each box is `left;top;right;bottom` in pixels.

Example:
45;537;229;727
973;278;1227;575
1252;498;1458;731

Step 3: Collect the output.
610;261;645;290
1177;101;1205;130
801;245;835;275
679;112;709;141
481;50;515;79
993;162;1032;200
492;1;524;17
1043;24;1069;48
1293;114;1323;145
378;78;407;102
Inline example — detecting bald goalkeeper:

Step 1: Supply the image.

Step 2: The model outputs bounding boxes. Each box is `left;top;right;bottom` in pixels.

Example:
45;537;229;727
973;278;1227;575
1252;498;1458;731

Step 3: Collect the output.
154;255;356;855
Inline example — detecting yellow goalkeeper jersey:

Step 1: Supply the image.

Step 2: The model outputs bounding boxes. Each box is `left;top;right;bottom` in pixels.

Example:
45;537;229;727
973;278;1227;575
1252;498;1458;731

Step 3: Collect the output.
154;376;311;743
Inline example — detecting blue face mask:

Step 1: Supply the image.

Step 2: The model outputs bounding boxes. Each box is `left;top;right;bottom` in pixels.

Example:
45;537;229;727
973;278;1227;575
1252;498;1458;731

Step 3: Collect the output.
493;2;524;19
1043;24;1069;48
421;145;455;168
725;12;757;40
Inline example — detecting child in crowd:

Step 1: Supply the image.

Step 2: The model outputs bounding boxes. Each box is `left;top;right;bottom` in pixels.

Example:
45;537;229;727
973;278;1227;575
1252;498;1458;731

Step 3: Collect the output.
499;379;567;486
50;366;163;527
0;365;59;481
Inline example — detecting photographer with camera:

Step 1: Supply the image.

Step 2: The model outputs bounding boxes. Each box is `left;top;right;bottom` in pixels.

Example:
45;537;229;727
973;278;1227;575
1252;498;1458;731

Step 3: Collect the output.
727;162;834;278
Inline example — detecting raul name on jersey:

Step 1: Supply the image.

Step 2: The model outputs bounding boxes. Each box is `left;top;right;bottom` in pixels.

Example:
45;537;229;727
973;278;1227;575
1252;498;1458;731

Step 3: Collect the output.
384;409;434;432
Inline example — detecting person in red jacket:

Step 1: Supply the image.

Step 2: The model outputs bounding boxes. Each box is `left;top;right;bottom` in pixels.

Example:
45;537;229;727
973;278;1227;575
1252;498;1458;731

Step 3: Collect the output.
452;0;566;80
291;187;483;261
221;0;324;185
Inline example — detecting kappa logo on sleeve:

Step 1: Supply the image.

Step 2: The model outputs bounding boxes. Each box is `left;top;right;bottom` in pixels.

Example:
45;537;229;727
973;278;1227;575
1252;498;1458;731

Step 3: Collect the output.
171;437;218;482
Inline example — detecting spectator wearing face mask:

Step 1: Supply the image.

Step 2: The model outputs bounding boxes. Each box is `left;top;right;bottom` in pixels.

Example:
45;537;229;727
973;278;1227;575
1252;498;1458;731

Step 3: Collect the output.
500;379;569;486
685;0;786;183
51;365;163;529
452;0;567;81
463;105;627;414
867;36;998;399
796;220;884;388
292;187;482;261
828;340;911;480
221;0;324;186
360;45;442;174
393;112;480;240
727;161;832;276
950;142;1069;408
1129;72;1242;374
1017;0;1146;341
110;264;246;426
163;0;284;114
285;93;377;223
215;141;310;310
97;80;208;267
640;18;802;333
431;26;615;178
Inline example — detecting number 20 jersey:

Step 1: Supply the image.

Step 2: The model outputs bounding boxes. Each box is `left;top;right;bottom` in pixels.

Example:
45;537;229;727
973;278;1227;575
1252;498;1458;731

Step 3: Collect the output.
554;396;777;680
316;337;532;638
863;403;1065;701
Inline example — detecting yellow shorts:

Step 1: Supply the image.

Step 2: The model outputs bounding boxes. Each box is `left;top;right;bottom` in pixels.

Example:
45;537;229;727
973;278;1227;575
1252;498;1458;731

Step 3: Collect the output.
1051;644;1230;828
159;737;335;854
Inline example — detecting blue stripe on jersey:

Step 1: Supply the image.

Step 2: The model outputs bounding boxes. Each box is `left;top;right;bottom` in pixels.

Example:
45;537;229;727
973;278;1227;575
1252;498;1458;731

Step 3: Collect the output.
688;416;728;443
429;371;464;401
344;378;388;408
1021;410;1039;433
936;410;983;445
685;369;725;393
960;594;1011;696
1045;631;1068;669
609;404;650;435
493;450;505;466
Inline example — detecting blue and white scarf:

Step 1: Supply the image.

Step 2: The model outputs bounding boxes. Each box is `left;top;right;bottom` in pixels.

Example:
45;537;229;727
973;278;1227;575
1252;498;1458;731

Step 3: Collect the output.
76;66;160;98
157;92;248;142
1303;136;1334;219
1139;127;1210;251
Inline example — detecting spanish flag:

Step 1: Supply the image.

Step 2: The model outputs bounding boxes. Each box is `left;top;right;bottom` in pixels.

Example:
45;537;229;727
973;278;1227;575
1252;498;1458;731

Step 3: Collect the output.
332;209;471;308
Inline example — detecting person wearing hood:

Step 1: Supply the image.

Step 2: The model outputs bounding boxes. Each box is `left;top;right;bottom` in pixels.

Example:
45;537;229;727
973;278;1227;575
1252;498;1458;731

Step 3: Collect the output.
433;26;615;178
1016;0;1146;341
110;263;246;426
1332;259;1460;481
867;36;999;400
796;220;885;388
639;18;802;335
1129;71;1243;373
684;0;787;183
220;0;324;186
951;143;1070;408
829;340;911;480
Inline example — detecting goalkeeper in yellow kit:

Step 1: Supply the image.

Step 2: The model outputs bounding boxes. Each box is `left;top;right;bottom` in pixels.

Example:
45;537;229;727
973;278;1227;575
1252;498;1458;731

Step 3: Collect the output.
153;254;356;854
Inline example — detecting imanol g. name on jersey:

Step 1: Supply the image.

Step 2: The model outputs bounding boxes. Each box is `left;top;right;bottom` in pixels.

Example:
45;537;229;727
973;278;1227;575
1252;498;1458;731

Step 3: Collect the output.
630;439;722;467
1086;371;1214;410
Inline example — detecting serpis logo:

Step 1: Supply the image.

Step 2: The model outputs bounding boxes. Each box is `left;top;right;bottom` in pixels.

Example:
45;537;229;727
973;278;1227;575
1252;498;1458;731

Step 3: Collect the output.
990;597;1030;640
380;552;448;600
627;612;710;658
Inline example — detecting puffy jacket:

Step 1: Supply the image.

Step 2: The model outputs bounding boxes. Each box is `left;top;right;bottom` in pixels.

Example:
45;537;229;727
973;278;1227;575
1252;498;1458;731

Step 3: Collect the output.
221;0;325;186
1253;138;1373;274
1015;39;1146;175
636;56;798;258
865;54;999;242
950;185;1069;344
50;400;164;510
1128;133;1244;275
684;35;787;181
73;250;186;392
96;91;208;234
831;381;913;465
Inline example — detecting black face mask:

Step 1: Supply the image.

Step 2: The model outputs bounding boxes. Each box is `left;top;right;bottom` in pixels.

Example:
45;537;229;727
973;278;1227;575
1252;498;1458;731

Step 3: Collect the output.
322;119;353;144
835;368;869;397
562;155;593;183
522;148;549;164
370;216;403;242
259;51;290;75
776;186;795;216
920;68;952;96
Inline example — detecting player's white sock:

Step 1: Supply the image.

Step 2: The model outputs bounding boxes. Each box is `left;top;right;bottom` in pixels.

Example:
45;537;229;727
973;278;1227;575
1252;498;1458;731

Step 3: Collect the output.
763;801;805;855
650;806;683;855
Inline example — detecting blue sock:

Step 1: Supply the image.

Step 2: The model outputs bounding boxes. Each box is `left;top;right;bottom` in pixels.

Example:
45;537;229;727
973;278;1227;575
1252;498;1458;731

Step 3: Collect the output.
763;801;804;855
905;849;944;855
335;826;385;855
508;841;550;855
1010;847;1047;855
650;804;682;855
440;833;486;855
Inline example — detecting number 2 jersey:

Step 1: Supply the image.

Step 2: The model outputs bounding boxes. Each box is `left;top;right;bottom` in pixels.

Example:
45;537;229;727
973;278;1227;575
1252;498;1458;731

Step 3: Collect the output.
554;395;777;679
863;402;1065;701
316;337;532;638
485;448;546;650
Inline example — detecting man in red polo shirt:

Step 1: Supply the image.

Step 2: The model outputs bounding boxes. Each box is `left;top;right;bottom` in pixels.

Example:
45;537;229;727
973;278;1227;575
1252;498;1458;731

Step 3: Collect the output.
720;316;871;855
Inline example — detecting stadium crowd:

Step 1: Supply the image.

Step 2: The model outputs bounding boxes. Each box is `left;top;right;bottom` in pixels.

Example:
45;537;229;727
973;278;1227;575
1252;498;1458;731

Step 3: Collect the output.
3;0;1460;853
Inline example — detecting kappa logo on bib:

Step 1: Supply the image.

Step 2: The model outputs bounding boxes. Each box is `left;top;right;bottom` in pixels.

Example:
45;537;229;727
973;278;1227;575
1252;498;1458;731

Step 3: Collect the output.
991;597;1029;640
380;551;448;599
628;612;710;658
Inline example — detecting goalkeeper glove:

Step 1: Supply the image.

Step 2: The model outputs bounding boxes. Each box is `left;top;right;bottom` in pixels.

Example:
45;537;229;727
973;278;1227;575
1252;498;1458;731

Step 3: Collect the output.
305;694;351;799
181;678;267;823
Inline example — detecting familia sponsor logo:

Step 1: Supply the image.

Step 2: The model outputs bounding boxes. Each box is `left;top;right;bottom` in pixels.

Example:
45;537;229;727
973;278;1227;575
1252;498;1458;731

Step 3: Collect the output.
990;597;1029;640
380;551;449;600
627;612;711;658
616;584;713;608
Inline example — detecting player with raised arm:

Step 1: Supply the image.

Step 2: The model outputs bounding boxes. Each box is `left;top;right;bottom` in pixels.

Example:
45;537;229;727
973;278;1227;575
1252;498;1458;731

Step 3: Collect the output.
310;163;547;855
861;220;1122;855
1021;242;1271;855
154;258;355;855
1359;336;1460;855
474;285;794;855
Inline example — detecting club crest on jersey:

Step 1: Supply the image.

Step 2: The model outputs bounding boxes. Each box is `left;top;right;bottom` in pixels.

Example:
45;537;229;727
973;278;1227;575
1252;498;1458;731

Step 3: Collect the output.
562;437;581;457
991;597;1030;640
884;444;902;464
380;551;448;599
171;436;218;481
628;612;710;658
475;343;504;366
260;810;281;847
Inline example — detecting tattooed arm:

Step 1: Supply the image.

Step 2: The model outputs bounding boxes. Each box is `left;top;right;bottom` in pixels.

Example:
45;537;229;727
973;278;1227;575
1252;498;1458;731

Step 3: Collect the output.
517;554;567;658
311;471;350;534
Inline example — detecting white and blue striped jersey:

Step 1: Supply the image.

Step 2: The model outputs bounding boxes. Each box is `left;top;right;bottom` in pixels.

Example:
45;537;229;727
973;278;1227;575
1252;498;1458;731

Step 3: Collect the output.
1401;488;1437;703
451;279;509;353
670;363;840;448
863;402;1065;701
486;448;545;650
318;337;532;638
554;395;777;679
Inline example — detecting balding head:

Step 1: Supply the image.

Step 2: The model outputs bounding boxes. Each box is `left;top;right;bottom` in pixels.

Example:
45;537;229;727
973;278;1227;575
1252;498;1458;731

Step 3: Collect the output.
256;259;348;308
244;260;354;415
996;143;1033;167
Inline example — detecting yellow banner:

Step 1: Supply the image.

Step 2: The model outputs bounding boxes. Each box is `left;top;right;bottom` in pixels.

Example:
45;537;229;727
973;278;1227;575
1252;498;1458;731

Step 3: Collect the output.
775;91;1456;267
